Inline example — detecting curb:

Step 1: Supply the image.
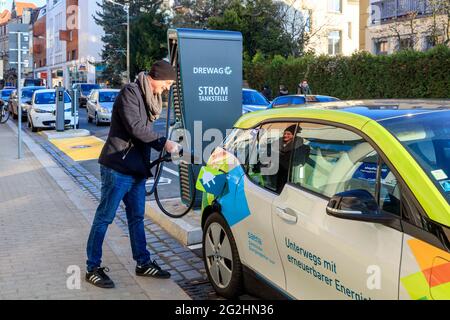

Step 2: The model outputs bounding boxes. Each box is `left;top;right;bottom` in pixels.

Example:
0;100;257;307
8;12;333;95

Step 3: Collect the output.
41;129;91;140
145;201;202;246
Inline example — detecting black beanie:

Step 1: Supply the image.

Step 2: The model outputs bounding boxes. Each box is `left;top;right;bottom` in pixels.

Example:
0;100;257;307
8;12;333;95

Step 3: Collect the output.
149;60;177;81
285;125;297;135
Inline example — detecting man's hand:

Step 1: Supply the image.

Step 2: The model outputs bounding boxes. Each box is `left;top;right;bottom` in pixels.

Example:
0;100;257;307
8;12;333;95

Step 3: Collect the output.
164;140;181;154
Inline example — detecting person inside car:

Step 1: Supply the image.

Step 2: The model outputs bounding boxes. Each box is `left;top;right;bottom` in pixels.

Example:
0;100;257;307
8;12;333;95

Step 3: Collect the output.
276;125;311;193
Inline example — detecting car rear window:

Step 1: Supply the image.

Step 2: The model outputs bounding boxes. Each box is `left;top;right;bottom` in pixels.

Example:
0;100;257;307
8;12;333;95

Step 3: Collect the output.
1;90;13;98
273;96;291;107
291;96;306;105
243;91;269;106
81;84;100;94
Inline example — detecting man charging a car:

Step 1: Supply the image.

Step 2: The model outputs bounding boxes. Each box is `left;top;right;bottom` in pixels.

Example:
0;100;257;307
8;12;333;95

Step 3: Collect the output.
85;60;180;289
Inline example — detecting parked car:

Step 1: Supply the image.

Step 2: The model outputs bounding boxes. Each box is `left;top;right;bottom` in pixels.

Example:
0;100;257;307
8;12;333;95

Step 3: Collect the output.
27;89;78;132
197;100;450;300
242;88;270;114
268;94;340;109
0;88;15;105
24;78;45;87
9;86;46;119
71;83;101;108
86;89;120;126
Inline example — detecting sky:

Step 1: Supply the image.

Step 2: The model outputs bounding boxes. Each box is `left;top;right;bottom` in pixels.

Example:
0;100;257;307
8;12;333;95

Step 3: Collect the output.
0;0;47;12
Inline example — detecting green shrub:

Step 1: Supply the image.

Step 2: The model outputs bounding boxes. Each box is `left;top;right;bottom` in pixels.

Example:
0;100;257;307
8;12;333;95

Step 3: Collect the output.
245;46;450;99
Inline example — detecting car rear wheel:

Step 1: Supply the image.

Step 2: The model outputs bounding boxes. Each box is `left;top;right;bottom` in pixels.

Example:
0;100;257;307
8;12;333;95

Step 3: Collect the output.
203;212;243;299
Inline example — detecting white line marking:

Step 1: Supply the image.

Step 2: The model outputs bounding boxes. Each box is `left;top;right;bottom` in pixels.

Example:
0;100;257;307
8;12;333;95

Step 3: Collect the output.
163;167;179;177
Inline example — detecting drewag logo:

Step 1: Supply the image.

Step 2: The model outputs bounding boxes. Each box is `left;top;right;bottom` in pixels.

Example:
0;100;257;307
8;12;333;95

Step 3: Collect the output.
193;66;233;76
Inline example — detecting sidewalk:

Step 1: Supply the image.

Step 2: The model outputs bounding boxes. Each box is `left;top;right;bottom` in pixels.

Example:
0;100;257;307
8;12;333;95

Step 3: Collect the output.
0;123;190;300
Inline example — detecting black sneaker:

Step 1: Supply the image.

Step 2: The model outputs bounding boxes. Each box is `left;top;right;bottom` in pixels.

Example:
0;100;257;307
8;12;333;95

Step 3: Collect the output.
86;267;115;289
136;260;171;279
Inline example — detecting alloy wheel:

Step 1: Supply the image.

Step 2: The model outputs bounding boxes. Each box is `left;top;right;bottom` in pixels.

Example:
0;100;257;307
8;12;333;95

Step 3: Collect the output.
204;222;233;289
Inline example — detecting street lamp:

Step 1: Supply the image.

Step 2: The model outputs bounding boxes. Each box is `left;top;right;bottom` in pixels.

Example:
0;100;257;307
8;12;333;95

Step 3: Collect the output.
104;0;130;83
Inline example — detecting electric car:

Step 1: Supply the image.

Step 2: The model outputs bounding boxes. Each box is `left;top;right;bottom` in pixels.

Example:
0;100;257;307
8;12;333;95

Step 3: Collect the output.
27;89;77;132
242;88;270;114
72;83;101;108
9;86;45;119
86;89;119;126
268;94;340;109
197;100;450;300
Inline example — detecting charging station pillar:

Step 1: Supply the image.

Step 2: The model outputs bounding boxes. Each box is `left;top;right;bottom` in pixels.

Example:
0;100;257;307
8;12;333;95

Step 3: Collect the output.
55;84;65;132
168;28;243;207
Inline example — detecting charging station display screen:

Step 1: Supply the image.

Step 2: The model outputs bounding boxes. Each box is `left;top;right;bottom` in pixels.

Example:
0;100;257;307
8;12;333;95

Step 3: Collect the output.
168;29;243;206
175;29;243;160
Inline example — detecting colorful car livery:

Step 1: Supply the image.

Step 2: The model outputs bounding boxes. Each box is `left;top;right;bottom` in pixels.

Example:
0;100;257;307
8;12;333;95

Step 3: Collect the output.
197;100;450;300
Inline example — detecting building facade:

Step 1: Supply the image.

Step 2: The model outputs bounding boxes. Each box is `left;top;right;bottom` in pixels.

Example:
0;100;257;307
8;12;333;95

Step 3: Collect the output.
364;0;449;55
283;0;360;56
32;5;46;82
0;9;11;80
35;0;104;88
0;1;36;82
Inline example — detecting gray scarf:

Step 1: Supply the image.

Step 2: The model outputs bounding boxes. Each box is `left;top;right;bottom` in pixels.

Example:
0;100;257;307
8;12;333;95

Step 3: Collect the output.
137;71;162;122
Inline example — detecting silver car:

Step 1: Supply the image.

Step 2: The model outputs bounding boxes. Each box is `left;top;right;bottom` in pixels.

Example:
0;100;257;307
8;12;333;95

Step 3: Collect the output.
86;89;120;126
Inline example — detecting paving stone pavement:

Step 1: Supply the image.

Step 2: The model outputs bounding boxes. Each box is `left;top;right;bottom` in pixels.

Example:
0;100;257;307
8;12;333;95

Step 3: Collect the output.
0;123;190;300
20;125;224;300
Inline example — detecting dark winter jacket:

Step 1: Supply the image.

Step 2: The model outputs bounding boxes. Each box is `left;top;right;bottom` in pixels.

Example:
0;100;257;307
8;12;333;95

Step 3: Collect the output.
98;83;167;178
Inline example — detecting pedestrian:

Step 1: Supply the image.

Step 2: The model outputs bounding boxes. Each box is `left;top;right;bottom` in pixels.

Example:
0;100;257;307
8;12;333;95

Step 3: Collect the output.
261;84;272;101
279;85;289;96
85;60;180;289
297;79;312;95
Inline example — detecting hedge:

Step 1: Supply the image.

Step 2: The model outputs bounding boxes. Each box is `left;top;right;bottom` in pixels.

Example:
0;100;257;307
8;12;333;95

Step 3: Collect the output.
245;45;450;99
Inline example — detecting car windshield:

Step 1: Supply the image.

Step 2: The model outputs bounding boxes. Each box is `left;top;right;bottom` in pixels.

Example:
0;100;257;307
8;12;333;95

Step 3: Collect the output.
81;84;100;94
243;91;269;106
99;91;119;103
380;110;450;205
35;92;72;104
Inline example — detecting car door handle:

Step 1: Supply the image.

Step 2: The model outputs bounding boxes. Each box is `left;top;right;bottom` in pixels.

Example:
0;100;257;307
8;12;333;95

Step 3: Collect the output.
276;207;298;224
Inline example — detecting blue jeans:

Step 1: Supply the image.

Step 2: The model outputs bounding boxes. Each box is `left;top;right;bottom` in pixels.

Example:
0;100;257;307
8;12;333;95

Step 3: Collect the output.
86;165;151;272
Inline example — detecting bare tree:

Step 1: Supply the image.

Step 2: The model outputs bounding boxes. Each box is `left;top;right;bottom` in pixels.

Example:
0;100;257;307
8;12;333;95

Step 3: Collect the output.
440;0;450;44
374;0;450;51
277;0;330;56
171;0;232;28
388;9;419;50
424;0;449;46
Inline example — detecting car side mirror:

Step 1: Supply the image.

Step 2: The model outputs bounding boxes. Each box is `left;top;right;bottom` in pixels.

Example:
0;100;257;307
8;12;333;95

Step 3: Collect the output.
326;189;396;224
